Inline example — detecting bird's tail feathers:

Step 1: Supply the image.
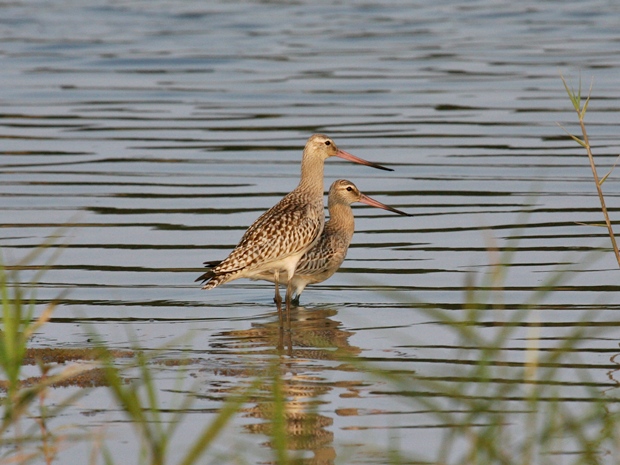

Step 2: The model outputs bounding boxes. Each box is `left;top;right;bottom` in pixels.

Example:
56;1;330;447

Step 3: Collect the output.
196;268;243;290
195;268;215;284
195;260;224;287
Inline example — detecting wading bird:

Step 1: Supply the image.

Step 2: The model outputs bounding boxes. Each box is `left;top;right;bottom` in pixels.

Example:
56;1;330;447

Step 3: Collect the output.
247;179;410;304
196;134;392;318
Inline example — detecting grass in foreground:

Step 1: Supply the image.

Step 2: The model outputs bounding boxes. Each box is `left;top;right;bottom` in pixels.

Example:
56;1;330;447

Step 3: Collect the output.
0;252;259;465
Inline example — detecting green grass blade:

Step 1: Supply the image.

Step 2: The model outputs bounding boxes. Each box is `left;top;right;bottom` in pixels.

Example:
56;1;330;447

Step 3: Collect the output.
178;379;259;465
557;123;586;147
270;365;289;465
580;78;594;119
598;153;620;186
560;73;581;111
569;133;586;147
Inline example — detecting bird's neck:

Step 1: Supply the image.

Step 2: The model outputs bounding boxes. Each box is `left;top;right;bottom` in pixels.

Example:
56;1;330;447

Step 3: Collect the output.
297;152;325;196
326;202;355;243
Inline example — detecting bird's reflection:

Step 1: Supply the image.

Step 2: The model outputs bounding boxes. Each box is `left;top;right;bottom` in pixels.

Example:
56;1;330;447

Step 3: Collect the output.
213;306;361;359
212;306;362;464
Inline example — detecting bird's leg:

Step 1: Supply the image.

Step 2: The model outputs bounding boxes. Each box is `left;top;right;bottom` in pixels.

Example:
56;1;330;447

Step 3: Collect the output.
276;324;284;354
273;270;283;319
285;279;294;325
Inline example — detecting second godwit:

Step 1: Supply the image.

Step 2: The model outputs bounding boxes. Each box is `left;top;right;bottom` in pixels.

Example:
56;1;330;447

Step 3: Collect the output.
195;134;392;316
246;179;410;304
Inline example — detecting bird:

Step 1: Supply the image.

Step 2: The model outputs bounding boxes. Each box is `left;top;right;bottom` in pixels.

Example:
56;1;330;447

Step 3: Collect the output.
195;134;393;317
212;179;410;305
255;179;410;304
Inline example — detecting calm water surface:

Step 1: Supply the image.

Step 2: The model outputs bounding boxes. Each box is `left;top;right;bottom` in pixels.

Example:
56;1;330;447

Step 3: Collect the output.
2;0;620;463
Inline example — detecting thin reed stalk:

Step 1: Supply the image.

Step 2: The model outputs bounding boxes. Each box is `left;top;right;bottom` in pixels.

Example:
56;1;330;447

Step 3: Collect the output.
560;74;620;266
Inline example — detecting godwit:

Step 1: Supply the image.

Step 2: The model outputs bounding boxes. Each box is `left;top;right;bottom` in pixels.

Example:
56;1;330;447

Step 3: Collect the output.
247;179;410;304
195;134;392;316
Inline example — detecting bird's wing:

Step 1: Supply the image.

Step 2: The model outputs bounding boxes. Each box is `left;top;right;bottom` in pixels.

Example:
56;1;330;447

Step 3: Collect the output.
213;196;324;274
295;233;349;276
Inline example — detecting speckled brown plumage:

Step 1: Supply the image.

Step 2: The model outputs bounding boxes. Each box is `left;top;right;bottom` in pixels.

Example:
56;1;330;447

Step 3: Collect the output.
196;186;324;289
250;179;410;303
196;135;393;313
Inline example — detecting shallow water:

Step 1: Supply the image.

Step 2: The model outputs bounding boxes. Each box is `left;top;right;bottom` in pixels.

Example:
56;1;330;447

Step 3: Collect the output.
2;0;620;463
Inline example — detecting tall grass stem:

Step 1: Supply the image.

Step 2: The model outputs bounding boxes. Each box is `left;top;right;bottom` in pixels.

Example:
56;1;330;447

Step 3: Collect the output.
560;74;620;266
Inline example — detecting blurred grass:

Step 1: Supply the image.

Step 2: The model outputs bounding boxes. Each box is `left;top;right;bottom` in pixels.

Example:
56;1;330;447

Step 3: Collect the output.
3;215;620;465
355;218;619;464
0;238;95;464
0;241;262;465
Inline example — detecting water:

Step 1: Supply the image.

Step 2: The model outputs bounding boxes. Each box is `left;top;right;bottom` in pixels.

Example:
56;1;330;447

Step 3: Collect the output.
2;0;620;463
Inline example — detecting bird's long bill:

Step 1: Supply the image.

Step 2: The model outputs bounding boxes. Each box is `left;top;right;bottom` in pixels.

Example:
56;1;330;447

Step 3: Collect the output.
359;193;410;216
336;149;393;172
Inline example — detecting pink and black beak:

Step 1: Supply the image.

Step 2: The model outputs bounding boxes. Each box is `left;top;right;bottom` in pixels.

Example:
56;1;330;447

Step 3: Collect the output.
335;149;393;172
359;193;410;216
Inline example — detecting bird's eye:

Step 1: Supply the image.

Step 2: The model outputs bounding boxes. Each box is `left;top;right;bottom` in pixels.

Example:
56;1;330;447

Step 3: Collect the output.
346;186;353;191
325;141;331;146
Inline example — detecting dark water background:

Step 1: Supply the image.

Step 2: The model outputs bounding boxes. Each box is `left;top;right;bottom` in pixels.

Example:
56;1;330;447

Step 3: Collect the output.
2;0;620;463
